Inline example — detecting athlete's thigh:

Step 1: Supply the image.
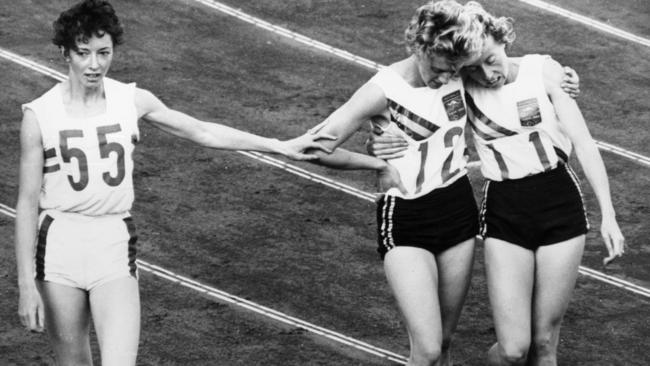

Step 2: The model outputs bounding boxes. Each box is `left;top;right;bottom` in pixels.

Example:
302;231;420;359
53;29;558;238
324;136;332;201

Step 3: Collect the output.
484;238;535;343
533;235;585;329
384;246;442;343
436;237;475;333
89;276;140;366
37;281;92;357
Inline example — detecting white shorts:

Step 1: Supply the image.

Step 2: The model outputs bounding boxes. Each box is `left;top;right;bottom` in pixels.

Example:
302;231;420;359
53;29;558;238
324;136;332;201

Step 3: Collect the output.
36;210;138;290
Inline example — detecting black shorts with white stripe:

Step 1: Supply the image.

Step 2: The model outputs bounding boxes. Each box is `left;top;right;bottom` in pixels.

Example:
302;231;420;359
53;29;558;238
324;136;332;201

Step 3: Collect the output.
376;175;479;259
479;163;589;249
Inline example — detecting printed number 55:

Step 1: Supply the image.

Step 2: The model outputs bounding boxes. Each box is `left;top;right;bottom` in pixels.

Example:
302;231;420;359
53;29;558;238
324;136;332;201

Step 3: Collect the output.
59;124;126;191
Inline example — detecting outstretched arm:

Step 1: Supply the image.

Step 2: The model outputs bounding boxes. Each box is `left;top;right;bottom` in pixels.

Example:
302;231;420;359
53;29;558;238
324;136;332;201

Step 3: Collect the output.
135;88;332;160
544;57;624;263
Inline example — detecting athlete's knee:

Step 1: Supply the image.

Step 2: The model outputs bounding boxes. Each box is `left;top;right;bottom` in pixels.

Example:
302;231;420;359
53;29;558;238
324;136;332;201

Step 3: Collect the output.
532;318;561;355
51;339;92;366
531;331;558;358
411;342;442;366
499;341;530;365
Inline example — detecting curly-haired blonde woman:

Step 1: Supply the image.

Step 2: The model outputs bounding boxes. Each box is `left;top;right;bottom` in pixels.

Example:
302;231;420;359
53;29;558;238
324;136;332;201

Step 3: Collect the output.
460;4;624;365
294;2;487;365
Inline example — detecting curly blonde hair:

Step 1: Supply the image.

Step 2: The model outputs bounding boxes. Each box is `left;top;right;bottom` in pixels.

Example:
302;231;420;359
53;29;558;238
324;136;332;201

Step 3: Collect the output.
464;1;516;47
404;0;485;62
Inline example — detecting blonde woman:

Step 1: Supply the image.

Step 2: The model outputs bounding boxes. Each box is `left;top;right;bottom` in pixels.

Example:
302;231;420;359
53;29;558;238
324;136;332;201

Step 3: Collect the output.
366;3;623;365
294;2;487;364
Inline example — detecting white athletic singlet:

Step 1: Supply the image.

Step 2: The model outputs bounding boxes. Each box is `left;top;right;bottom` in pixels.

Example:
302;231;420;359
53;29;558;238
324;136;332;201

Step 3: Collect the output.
368;67;469;199
465;54;573;181
22;77;139;216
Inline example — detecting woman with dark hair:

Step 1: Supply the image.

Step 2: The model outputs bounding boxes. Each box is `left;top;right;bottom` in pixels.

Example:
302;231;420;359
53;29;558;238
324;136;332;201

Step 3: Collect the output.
15;1;330;364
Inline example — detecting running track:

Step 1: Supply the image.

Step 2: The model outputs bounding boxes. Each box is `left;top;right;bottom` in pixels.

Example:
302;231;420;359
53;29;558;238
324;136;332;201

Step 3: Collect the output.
1;0;648;363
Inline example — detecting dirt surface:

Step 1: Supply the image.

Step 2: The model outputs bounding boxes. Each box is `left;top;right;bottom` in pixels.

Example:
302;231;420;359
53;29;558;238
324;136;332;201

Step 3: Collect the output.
0;0;649;365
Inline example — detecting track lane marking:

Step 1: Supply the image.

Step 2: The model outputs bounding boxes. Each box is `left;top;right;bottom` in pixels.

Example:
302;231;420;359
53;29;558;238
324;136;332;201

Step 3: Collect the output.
516;0;650;47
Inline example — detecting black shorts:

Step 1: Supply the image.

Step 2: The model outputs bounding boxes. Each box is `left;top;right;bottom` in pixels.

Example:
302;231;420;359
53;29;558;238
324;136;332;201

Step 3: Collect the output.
376;175;479;259
479;164;589;250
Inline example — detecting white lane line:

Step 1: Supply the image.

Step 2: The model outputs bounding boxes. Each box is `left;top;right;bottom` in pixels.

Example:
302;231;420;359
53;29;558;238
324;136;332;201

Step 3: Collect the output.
579;266;650;298
516;0;650;48
192;0;380;71
2;48;650;300
137;262;408;364
0;203;408;364
240;151;377;201
0;49;66;81
187;0;650;167
596;141;650;166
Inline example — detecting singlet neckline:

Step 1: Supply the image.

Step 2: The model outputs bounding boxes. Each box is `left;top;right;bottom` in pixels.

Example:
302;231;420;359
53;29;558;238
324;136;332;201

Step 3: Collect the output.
56;80;110;120
384;66;435;90
502;56;526;87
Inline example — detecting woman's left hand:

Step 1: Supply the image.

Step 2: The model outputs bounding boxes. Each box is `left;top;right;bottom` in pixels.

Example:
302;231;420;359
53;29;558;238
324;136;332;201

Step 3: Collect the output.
601;216;625;266
366;131;409;160
561;66;580;99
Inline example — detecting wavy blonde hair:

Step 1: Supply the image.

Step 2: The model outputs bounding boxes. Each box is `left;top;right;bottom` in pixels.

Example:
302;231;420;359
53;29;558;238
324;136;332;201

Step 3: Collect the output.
464;1;516;47
404;0;485;62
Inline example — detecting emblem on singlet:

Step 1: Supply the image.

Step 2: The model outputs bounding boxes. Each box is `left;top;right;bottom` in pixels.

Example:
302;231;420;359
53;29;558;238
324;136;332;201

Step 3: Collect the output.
517;98;542;127
442;90;466;121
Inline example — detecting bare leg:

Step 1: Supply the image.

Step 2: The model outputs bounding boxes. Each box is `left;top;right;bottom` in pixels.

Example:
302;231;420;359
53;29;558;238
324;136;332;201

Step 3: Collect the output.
37;281;93;366
435;238;475;366
89;276;140;366
384;239;474;366
529;236;585;366
484;238;535;366
384;246;443;366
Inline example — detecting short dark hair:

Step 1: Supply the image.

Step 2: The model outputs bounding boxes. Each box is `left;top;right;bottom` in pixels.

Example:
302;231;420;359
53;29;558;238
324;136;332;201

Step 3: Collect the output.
52;0;124;53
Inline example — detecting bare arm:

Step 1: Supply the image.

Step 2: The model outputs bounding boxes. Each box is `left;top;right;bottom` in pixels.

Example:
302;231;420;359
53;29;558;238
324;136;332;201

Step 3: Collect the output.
15;109;45;332
305;81;391;170
544;57;624;261
301;81;406;193
134;88;332;160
